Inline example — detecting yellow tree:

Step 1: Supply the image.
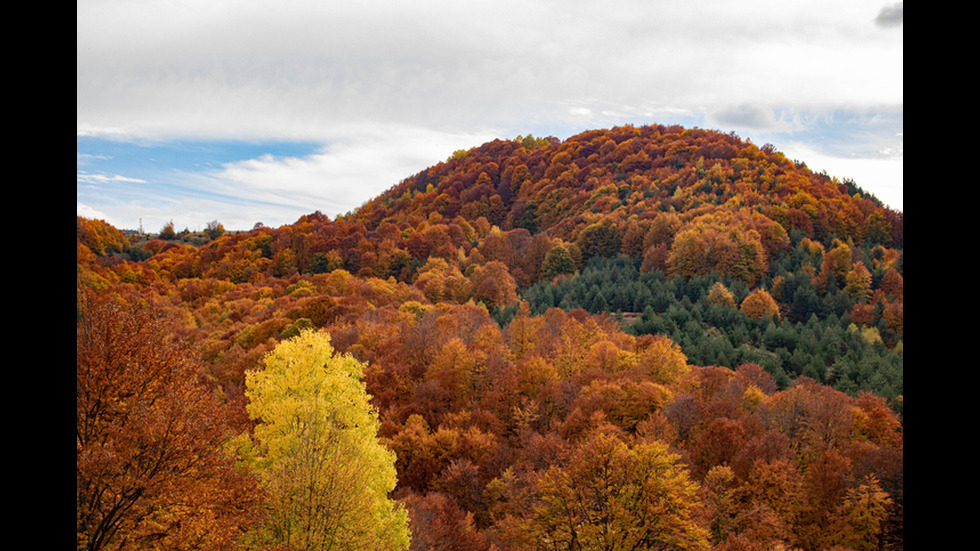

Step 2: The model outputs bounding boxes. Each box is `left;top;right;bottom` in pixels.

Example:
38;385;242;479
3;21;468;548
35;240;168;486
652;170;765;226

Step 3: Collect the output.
521;430;710;550
541;241;577;280
505;301;543;361
828;475;893;550
844;261;873;303
414;258;472;304
706;281;737;308
732;459;804;547
632;334;690;385
666;219;767;286
239;329;410;550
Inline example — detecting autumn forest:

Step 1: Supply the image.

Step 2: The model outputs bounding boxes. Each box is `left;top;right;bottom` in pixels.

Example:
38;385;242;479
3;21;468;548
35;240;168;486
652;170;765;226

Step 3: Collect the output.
77;124;903;550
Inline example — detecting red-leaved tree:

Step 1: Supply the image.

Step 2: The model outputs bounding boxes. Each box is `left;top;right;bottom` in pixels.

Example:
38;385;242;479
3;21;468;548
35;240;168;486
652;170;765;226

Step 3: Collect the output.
77;290;263;550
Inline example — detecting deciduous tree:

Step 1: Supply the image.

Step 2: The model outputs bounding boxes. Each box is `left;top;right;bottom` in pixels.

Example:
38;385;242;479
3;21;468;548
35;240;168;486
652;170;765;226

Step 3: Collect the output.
830;475;893;550
77;290;263;551
470;260;518;309
740;288;780;321
844;261;873;303
204;219;226;241
520;430;710;550
706;281;737;308
240;329;410;550
402;492;489;551
541;241;577;280
577;221;622;262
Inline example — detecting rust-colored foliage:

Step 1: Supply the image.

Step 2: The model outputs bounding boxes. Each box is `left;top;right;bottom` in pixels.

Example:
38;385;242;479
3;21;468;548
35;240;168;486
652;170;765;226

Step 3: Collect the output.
740;288;780;320
76;290;263;550
517;429;710;550
402;492;490;551
77;216;130;257
667;215;771;286
75;123;903;550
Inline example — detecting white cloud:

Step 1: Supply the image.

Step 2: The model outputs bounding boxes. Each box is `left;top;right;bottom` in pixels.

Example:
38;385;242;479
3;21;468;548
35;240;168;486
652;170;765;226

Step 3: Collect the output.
706;105;788;132
78;0;904;227
77;171;147;185
875;2;904;28
185;125;503;227
77;202;110;222
78;0;901;140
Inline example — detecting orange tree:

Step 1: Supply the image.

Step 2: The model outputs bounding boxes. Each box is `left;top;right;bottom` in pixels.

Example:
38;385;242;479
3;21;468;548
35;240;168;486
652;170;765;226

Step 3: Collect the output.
514;429;710;550
77;289;263;550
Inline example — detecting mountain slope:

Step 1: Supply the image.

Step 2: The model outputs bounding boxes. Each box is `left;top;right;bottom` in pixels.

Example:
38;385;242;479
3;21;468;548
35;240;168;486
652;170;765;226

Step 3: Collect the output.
76;123;904;550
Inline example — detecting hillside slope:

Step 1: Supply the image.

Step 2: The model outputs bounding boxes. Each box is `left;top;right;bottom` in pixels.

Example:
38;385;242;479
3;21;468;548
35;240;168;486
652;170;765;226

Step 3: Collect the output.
77;124;903;549
78;123;903;391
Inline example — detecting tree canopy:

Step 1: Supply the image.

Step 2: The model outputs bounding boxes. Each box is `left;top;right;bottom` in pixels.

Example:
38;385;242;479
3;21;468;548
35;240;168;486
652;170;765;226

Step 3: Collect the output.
77;124;903;550
76;290;263;551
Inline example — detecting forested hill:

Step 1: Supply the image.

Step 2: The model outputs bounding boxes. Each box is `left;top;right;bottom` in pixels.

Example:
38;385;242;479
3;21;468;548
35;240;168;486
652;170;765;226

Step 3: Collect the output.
358;125;900;251
77;124;903;550
78;123;903;396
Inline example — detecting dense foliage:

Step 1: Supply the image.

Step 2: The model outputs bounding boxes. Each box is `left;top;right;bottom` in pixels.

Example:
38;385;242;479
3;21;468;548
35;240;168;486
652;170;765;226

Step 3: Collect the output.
77;290;264;550
237;329;410;550
77;124;902;550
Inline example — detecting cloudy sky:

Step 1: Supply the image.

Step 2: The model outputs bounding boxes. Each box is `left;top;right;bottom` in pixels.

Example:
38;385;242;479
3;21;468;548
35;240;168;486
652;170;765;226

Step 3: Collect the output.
78;0;902;232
